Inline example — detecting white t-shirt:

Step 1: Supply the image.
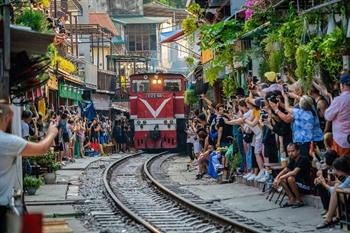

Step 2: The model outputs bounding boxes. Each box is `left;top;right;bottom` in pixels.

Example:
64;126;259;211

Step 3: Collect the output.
0;131;27;206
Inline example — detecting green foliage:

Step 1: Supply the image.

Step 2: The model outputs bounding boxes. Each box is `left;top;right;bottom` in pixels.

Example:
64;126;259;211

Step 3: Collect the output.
222;75;237;99
184;89;199;105
182;17;198;35
268;51;283;73
31;149;60;173
295;45;312;89
24;176;43;189
187;3;203;16
200;20;240;51
185;56;195;66
205;63;224;86
16;8;50;32
278;18;303;64
319;28;347;80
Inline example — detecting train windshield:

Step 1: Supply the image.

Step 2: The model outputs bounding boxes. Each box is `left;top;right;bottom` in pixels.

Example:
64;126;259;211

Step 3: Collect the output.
163;80;181;92
132;80;150;92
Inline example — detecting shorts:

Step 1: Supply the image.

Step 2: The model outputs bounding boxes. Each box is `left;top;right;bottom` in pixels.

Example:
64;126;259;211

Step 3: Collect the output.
193;141;201;154
253;134;263;154
332;140;350;157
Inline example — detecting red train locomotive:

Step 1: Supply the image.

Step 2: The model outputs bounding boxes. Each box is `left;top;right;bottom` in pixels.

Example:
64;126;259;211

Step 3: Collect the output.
129;73;186;150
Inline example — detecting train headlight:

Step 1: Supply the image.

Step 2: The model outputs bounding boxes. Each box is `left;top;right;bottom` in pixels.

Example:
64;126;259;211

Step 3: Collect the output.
143;120;147;125
137;120;141;125
157;79;162;84
169;120;174;124
152;79;157;84
164;120;168;124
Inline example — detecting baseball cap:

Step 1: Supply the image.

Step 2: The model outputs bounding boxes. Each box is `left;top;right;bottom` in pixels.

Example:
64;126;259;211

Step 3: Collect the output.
264;71;277;83
254;97;264;108
340;73;350;84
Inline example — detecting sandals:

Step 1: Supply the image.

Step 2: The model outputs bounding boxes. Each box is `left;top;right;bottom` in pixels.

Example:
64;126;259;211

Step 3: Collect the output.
316;220;337;229
281;202;294;208
292;202;304;208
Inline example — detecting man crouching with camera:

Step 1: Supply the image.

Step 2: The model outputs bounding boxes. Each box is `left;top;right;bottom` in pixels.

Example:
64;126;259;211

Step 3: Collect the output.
0;101;58;233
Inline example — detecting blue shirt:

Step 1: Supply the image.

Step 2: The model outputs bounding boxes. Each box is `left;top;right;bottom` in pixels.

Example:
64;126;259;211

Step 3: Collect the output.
329;176;350;193
292;108;323;143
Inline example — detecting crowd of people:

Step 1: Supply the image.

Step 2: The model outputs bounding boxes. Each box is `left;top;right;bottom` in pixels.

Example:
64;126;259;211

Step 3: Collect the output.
20;104;134;167
185;71;350;229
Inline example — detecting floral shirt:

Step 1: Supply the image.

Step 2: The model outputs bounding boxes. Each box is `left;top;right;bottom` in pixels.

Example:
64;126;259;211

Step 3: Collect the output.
292;108;323;143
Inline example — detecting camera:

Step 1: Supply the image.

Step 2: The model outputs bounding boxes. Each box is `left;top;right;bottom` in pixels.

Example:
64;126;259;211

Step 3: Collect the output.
267;94;279;104
260;110;268;120
283;86;289;93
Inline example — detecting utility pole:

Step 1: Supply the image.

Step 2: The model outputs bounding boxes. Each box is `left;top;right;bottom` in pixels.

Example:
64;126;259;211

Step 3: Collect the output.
0;0;10;100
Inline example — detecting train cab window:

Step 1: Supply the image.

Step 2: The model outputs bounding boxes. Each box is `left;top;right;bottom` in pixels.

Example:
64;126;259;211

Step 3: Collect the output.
132;80;150;93
163;80;181;92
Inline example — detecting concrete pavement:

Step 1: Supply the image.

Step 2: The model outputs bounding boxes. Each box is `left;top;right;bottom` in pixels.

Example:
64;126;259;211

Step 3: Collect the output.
25;157;101;233
165;155;344;233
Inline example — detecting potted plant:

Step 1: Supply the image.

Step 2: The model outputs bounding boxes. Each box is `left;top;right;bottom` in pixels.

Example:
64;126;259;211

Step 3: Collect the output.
24;176;43;195
43;149;60;184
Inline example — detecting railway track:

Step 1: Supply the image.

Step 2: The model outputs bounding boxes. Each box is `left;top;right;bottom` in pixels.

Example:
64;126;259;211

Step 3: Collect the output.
104;152;269;233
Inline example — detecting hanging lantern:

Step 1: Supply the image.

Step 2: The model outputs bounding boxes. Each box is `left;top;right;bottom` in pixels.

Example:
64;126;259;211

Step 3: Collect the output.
327;13;336;35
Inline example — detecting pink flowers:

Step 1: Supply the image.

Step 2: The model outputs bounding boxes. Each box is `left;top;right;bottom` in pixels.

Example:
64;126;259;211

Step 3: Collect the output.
244;0;258;20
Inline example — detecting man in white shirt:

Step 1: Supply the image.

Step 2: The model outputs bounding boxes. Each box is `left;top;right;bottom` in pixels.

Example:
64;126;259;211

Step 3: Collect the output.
0;102;58;233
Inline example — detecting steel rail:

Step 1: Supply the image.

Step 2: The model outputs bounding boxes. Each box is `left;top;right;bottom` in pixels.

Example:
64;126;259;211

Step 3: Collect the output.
143;153;262;233
103;151;167;233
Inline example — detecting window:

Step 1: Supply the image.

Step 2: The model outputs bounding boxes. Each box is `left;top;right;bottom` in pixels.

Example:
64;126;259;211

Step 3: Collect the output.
164;80;181;92
132;80;150;93
126;24;157;53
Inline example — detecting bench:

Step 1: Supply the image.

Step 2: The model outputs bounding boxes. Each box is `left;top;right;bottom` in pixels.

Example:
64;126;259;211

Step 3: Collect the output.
337;188;350;230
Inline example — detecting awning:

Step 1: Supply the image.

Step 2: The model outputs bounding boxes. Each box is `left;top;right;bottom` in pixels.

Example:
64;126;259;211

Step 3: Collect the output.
160;30;184;44
0;24;54;55
112;101;130;112
111;16;170;25
91;93;111;111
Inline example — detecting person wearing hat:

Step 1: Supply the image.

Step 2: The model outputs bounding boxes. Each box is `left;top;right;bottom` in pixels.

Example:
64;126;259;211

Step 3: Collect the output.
261;71;284;95
325;73;350;156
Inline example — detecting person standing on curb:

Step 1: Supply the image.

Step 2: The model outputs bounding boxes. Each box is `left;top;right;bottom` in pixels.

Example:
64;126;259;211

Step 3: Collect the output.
0;101;58;233
325;73;350;156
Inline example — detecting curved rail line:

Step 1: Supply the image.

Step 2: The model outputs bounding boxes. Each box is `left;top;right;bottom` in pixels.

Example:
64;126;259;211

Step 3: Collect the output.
104;152;263;233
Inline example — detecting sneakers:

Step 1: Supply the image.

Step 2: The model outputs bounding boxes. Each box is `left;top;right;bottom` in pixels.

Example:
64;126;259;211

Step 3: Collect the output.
256;171;270;183
247;174;257;181
254;170;265;181
243;172;253;179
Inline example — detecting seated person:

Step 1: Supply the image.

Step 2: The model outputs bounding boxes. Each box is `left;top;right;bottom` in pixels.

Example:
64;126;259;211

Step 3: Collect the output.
273;143;311;208
196;145;214;180
316;156;350;229
314;150;338;216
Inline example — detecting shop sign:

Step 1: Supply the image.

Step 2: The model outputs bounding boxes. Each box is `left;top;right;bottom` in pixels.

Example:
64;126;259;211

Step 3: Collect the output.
201;49;213;64
48;75;58;90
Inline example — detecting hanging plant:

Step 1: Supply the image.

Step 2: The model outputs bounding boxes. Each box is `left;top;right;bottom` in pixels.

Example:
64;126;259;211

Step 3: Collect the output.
205;62;224;86
268;51;283;73
184;89;199;105
187;3;203;17
278;18;303;64
16;8;50;32
185;56;195;67
182;17;198;35
222;75;237;99
319;27;347;80
295;45;312;90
